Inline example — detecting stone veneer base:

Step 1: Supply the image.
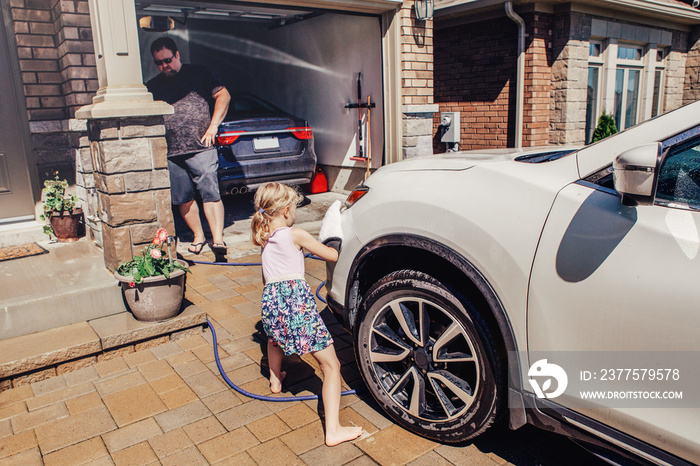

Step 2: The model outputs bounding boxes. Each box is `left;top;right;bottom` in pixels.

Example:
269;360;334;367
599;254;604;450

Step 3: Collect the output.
0;304;206;391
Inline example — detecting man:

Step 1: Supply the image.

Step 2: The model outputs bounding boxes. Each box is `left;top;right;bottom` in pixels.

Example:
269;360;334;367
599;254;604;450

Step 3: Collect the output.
147;37;230;255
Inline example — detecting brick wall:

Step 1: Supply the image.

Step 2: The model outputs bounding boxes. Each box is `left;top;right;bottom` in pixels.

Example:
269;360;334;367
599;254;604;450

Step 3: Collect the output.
9;0;96;185
401;2;433;106
52;0;96;115
12;0;66;121
433;17;517;151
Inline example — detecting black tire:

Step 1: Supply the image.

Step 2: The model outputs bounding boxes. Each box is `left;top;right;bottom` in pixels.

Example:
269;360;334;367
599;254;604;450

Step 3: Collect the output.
354;270;503;443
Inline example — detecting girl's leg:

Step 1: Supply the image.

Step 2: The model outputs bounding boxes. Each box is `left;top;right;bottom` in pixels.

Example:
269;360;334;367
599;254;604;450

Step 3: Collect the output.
312;344;363;446
267;341;286;394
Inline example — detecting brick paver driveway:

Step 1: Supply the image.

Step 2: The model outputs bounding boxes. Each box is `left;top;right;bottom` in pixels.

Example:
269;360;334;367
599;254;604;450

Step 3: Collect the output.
0;242;606;465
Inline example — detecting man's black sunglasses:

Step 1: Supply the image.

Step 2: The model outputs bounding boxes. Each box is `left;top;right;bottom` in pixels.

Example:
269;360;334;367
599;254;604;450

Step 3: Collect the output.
154;56;174;66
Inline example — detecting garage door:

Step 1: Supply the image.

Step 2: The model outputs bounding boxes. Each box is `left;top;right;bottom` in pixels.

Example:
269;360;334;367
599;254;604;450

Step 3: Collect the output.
136;1;396;178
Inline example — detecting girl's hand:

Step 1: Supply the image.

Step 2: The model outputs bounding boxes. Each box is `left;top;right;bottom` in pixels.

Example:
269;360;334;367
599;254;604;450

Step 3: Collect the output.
291;228;339;262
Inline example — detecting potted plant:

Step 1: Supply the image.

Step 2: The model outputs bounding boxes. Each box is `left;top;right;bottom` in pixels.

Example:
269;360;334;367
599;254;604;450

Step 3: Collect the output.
114;228;191;322
39;175;84;242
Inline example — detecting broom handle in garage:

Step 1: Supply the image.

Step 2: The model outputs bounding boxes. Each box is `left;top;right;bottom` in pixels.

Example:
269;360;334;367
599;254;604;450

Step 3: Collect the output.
366;95;371;180
358;73;363;159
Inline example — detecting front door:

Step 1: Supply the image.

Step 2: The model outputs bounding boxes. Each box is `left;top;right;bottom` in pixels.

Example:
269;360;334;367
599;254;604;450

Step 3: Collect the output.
0;5;35;222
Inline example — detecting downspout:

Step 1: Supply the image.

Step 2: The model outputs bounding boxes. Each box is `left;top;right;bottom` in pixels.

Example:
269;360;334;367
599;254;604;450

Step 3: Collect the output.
505;1;524;149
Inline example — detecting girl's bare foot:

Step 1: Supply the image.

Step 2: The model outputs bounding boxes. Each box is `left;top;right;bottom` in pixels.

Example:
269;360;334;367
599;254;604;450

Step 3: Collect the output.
270;371;286;394
325;425;363;447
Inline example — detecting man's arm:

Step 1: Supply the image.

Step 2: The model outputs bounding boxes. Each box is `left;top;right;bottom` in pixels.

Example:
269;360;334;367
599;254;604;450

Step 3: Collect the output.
201;87;231;147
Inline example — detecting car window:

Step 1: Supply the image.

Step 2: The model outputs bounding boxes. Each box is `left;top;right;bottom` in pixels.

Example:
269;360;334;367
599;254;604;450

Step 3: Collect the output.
655;136;700;209
226;95;280;117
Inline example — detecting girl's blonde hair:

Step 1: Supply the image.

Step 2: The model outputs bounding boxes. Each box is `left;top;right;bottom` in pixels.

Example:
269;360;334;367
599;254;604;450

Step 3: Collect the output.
251;182;303;246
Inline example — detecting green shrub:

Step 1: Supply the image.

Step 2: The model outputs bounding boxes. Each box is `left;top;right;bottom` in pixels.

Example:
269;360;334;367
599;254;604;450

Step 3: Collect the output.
591;111;618;143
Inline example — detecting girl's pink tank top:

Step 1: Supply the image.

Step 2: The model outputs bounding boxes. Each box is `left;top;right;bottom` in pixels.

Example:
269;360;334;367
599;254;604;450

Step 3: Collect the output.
261;227;305;283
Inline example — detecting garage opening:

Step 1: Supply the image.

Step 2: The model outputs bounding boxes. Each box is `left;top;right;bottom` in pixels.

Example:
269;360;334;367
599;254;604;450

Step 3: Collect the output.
136;1;385;193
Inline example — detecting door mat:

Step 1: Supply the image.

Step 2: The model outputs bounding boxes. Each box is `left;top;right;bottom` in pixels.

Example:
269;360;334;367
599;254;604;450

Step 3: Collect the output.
0;243;49;262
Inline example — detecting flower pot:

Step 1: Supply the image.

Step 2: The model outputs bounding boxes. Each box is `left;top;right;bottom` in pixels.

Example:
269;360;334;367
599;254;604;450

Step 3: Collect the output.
49;208;83;242
114;259;188;322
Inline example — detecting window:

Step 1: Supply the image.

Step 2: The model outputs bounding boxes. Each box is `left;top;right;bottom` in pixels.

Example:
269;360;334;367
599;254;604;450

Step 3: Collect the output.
584;38;668;144
656;137;700;209
651;48;667;118
613;45;643;131
585;41;604;143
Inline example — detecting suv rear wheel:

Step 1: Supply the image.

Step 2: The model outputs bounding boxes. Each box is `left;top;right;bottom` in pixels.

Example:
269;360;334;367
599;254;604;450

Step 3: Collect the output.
354;270;503;443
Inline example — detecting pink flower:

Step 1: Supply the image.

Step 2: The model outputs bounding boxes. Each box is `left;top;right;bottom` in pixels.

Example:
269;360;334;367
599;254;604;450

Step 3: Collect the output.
152;236;161;245
156;228;168;243
150;249;162;259
129;282;135;288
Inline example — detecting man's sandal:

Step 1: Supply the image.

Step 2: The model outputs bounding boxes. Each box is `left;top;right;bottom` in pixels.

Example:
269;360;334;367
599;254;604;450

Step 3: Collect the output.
188;242;206;254
210;242;227;256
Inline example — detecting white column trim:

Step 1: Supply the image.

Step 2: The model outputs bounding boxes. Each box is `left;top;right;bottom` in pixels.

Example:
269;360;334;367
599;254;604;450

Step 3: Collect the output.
76;0;172;119
382;8;402;164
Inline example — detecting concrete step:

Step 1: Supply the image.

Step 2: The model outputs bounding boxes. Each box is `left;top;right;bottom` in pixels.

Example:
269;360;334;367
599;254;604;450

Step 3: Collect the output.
0;239;125;339
0;219;46;248
0;304;207;386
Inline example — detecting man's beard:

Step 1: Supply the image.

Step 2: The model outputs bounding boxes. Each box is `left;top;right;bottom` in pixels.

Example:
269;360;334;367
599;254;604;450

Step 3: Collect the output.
163;69;178;78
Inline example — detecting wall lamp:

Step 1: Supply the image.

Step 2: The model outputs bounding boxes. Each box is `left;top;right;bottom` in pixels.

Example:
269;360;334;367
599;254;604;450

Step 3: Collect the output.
414;0;434;20
139;16;174;32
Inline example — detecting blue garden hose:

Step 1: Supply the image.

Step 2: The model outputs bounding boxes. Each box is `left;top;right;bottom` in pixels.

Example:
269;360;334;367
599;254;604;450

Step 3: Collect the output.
196;254;360;401
208;317;358;402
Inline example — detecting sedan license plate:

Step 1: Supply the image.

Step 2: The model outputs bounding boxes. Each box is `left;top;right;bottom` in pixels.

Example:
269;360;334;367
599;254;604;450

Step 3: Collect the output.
253;136;280;152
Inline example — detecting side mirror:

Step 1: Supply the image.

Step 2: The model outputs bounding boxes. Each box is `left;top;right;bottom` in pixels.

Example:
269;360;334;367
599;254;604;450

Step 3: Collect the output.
612;143;660;206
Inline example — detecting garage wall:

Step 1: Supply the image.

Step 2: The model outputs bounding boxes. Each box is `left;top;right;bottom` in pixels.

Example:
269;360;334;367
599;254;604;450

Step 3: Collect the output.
139;13;384;170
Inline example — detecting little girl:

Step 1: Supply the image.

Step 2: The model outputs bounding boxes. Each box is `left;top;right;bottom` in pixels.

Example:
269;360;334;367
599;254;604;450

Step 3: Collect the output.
251;182;363;447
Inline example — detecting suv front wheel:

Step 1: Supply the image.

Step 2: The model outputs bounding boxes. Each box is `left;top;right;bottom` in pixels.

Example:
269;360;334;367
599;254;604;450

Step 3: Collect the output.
354;270;503;443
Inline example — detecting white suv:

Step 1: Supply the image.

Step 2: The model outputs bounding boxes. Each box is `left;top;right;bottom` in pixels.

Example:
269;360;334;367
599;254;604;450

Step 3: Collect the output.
326;101;700;465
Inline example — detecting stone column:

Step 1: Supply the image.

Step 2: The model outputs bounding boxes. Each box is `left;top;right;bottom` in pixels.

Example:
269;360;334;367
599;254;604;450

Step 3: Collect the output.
88;117;173;271
403;104;439;158
684;26;700;105
75;0;173;271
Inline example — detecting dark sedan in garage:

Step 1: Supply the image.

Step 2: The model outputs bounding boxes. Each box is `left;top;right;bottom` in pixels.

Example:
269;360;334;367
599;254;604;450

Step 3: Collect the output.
215;93;316;195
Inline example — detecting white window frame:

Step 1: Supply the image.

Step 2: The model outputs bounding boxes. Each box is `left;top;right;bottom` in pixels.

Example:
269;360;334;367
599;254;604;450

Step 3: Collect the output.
585;37;668;143
613;43;645;130
650;47;667;118
586;40;604;143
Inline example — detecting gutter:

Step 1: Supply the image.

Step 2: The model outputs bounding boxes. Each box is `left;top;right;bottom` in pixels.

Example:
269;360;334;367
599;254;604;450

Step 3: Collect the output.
505;1;524;149
436;0;700;25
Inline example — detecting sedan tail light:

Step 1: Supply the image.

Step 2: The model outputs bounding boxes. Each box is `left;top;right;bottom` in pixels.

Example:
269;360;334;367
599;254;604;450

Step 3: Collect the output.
289;127;313;140
215;131;245;146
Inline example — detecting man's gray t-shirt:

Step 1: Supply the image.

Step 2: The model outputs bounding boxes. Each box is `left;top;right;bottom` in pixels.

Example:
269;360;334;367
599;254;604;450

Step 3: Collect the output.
146;64;225;157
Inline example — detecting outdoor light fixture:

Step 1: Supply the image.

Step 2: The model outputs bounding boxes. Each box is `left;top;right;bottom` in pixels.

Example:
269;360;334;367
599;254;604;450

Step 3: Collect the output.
139;15;174;32
414;0;434;20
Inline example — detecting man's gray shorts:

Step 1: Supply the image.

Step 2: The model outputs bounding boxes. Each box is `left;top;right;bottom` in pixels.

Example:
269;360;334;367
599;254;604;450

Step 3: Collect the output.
168;148;221;205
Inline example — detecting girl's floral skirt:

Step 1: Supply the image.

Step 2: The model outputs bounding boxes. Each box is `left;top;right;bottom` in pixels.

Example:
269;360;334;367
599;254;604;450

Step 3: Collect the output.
261;278;333;356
